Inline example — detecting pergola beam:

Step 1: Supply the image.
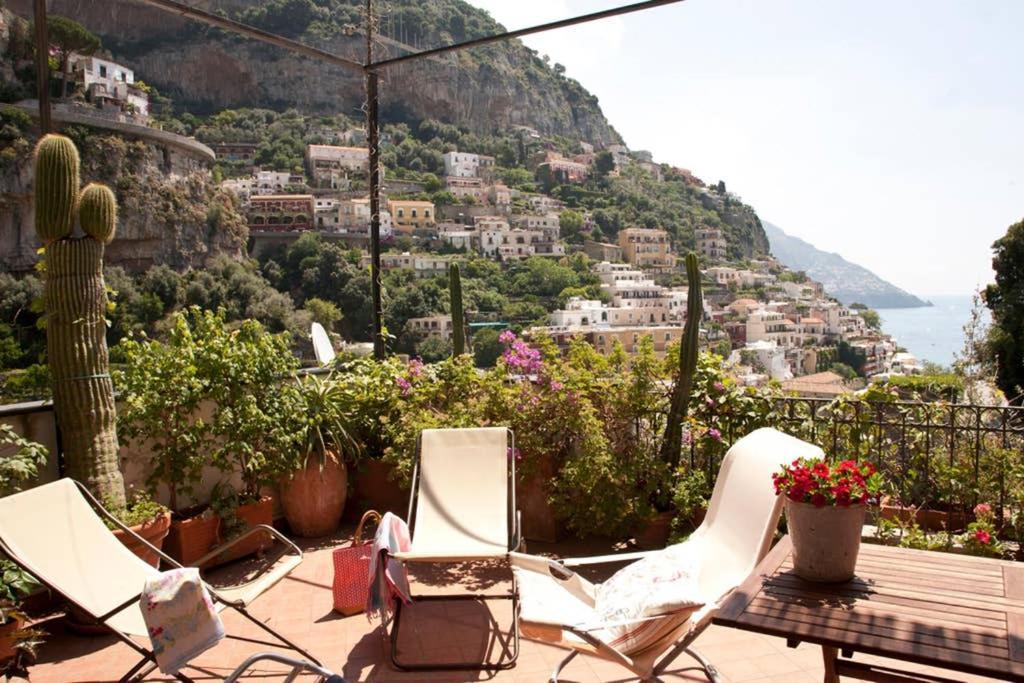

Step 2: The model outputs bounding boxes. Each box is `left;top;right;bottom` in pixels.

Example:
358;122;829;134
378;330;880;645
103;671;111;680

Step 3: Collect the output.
366;0;685;71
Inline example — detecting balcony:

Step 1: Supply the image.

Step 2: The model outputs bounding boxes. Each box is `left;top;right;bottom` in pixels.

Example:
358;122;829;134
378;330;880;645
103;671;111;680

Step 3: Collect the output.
3;326;1021;683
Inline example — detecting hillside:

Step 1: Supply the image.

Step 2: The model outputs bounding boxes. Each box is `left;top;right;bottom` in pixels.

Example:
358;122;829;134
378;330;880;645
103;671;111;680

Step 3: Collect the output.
763;221;929;309
5;0;621;145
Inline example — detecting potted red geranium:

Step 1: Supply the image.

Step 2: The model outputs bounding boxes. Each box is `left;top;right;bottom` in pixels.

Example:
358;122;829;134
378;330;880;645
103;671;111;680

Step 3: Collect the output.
773;458;882;582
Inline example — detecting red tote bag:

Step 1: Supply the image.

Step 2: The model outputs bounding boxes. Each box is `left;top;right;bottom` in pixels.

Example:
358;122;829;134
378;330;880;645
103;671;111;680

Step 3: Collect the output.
332;510;381;615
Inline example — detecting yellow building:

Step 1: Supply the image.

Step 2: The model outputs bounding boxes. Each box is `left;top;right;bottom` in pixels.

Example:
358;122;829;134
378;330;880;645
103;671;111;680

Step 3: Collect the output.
618;227;676;270
388;199;436;234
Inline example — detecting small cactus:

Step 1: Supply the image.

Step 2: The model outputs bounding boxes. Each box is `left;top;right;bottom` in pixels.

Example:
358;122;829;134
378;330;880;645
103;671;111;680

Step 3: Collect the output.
449;263;466;356
79;183;118;243
33;134;80;244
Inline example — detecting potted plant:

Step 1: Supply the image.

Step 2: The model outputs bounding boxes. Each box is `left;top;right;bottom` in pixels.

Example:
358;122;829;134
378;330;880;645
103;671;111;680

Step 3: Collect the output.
772;458;882;582
1;559;43;668
278;373;358;537
204;317;298;562
116;310;213;565
103;489;171;568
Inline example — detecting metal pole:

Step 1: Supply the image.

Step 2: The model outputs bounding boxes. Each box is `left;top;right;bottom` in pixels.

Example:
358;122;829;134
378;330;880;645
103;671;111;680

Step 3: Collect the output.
366;0;384;360
366;0;685;71
33;0;51;134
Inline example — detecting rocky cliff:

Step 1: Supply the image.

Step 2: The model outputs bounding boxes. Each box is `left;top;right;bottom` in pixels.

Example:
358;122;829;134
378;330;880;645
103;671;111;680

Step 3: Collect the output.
5;0;622;145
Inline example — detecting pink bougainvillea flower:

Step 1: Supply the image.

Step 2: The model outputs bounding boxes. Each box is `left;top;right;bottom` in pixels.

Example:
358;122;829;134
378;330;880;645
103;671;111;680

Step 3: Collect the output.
499;330;517;345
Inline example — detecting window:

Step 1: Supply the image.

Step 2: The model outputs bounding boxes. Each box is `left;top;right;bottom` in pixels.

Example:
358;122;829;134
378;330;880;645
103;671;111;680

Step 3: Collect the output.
397;209;404;217
411;209;418;218
99;65;108;78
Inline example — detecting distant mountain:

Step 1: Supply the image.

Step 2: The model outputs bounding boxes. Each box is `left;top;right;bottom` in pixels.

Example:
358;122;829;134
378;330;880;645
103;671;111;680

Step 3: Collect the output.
763;222;930;309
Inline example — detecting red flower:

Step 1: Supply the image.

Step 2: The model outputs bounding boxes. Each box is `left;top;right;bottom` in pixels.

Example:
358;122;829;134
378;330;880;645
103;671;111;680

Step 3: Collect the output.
974;529;992;545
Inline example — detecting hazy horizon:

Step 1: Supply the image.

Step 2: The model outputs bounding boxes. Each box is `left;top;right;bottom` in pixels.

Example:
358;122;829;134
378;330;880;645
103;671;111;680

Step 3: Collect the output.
468;0;1023;298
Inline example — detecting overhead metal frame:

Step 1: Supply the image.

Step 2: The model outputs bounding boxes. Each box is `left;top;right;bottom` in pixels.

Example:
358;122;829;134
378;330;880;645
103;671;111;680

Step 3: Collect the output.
35;0;686;359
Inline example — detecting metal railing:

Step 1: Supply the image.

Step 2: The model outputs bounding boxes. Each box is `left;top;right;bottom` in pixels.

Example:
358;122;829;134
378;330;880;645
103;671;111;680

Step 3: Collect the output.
689;396;1024;524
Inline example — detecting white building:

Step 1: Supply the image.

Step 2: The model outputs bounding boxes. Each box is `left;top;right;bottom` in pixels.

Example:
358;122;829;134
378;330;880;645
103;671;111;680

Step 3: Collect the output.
443;151;495;178
72;56;150;119
406;315;454;340
315;197;339;230
740;340;793;382
337;197;393;238
255;170;300;195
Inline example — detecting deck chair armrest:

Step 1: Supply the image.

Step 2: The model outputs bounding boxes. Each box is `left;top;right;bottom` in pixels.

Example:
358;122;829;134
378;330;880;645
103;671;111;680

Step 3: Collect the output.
560;550;656;567
193;524;302;570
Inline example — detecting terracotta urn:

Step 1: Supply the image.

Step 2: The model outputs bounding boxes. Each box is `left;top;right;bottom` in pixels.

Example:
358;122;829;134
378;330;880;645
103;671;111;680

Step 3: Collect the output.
280;451;348;538
786;499;866;583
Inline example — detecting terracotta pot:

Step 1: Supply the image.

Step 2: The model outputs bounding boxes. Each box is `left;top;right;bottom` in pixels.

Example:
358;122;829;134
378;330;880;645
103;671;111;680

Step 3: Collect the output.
211;496;274;566
163;497;274;567
112;511;172;568
634;511;675;550
786;500;866;583
519;462;563;543
280;453;348;538
0;616;23;663
880;501;973;532
164;513;219;567
347;459;409;519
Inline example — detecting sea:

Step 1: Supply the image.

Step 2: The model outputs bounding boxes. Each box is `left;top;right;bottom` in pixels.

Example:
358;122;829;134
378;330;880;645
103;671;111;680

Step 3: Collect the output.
878;294;982;368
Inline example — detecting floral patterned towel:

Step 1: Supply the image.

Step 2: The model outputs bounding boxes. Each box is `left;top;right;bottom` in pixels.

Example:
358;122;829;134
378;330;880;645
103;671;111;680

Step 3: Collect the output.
141;568;224;675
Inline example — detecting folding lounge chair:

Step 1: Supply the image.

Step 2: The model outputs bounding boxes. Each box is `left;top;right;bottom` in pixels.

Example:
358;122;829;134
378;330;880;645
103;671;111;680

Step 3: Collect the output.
388;426;522;672
511;427;823;682
0;478;319;683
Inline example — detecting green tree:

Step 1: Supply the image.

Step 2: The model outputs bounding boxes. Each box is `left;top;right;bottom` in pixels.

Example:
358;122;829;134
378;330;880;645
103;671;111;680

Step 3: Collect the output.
594;150;615;176
472;328;504;368
416;335;452;363
559;208;584;242
985;218;1024;402
304;297;342;332
46;16;101;99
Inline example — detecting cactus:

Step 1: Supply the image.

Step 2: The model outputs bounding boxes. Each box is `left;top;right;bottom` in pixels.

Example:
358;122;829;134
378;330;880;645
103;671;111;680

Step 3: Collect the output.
449;262;466;356
660;252;704;469
33;135;126;509
33;134;80;244
78;183;117;244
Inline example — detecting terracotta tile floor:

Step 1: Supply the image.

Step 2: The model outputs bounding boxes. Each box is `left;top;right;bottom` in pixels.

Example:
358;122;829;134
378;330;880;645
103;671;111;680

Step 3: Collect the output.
24;528;1003;682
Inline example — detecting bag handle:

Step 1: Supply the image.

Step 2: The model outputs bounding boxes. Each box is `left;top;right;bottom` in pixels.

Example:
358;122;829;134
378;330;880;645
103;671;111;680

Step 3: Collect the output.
353;510;382;546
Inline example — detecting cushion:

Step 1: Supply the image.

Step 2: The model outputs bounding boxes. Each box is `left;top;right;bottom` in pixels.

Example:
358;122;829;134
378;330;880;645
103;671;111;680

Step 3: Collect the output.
594;544;705;652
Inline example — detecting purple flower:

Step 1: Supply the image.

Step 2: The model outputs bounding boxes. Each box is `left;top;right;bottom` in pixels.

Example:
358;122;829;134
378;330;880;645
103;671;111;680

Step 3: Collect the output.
408;358;424;377
507;446;523;462
395;376;411;396
682;429;692;446
549;380;564;391
708;428;722;441
714;382;726;393
502;339;544;375
499;330;517;345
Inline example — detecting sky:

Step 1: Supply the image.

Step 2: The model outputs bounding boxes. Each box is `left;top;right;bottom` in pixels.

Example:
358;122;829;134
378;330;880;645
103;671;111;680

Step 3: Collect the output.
465;0;1023;297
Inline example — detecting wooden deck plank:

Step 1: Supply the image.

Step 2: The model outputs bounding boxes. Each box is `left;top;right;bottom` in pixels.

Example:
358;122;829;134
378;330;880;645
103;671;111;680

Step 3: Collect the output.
778;561;1009;597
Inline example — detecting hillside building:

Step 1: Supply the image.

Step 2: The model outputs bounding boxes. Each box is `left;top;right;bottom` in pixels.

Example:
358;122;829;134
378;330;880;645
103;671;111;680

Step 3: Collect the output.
248;194;315;232
618;227;675;270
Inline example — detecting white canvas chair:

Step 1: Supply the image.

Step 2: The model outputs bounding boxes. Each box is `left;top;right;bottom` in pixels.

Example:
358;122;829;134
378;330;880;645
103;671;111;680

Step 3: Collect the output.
388;426;522;672
511;427;823;682
0;478;318;683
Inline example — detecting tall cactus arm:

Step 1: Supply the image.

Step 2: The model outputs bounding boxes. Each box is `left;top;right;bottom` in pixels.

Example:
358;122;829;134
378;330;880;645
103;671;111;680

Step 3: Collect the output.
660;252;704;469
449;262;466;356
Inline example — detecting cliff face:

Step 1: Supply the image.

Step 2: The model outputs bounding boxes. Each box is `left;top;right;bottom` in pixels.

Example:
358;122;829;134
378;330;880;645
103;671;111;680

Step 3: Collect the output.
0;130;247;273
5;0;621;145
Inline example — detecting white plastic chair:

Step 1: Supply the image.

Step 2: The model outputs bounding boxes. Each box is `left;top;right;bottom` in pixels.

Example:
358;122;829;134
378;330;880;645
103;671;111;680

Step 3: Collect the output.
511;427;823;682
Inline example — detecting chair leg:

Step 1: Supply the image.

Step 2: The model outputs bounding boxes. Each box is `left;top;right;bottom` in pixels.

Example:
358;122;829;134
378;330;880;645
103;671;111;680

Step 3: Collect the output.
549;650;578;682
684;646;723;683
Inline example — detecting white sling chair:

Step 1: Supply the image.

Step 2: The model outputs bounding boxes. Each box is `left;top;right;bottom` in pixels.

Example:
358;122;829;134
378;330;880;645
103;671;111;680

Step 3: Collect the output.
511;427;823;682
0;479;317;683
388;426;522;672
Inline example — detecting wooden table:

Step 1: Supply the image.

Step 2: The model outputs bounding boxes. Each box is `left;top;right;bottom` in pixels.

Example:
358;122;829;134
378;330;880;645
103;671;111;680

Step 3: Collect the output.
713;536;1024;682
